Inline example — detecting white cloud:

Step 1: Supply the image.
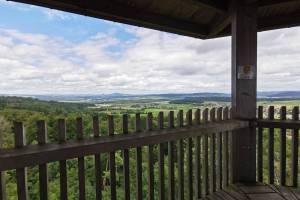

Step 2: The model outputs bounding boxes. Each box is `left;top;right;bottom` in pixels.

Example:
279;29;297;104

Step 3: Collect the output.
0;25;300;95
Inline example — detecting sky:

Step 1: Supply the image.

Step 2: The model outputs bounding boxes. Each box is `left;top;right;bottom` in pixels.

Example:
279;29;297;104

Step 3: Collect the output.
0;1;300;95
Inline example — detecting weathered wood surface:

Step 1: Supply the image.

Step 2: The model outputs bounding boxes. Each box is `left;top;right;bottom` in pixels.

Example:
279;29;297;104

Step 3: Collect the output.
0;120;248;171
205;183;300;200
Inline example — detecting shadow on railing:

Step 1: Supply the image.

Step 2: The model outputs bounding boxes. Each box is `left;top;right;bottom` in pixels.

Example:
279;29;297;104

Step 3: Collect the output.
0;107;250;200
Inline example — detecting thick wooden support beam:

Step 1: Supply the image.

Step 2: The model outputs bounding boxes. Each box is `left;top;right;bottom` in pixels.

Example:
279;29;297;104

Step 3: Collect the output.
231;0;257;183
0;120;248;171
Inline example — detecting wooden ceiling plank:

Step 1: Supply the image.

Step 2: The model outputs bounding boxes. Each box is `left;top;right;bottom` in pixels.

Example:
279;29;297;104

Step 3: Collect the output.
183;0;228;14
259;0;300;8
208;15;232;36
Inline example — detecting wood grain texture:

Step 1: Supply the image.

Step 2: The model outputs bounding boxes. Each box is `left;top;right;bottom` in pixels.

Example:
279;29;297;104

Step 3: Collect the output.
0;120;249;171
167;111;175;200
268;106;275;184
177;110;184;200
122;114;130;200
158;112;165;200
108;115;116;200
77;117;86;200
93;116;102;200
135;113;143;200
14;122;28;200
37;120;48;200
279;106;286;186
58;119;68;200
291;106;299;187
146;113;154;200
257;106;263;182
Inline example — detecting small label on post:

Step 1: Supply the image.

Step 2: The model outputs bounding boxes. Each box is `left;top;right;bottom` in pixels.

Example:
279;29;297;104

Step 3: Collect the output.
238;65;255;79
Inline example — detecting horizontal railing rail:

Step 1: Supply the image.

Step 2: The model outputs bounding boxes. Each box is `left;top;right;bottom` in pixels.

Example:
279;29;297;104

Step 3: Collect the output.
0;107;239;200
0;119;247;171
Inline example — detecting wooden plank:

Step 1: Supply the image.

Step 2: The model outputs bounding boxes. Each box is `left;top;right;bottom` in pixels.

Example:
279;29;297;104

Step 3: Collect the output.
14;122;28;200
257;106;263;182
184;0;227;13
231;0;257;183
108;115;116;200
37;120;48;200
146;113;154;200
203;108;209;196
209;108;216;194
177;110;184;200
268;106;275;184
222;107;229;188
216;107;223;190
77;117;86;200
0;120;249;171
122;114;130;200
0;172;5;200
279;106;286;186
291;106;299;187
93;116;102;200
135;113;143;200
158;112;165;200
195;109;202;199
257;120;300;129
186;109;193;200
58;119;68;200
167;111;175;200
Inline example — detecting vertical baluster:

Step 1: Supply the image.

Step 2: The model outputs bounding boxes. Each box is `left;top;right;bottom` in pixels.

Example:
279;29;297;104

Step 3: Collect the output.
158;112;165;200
222;107;229;188
292;106;299;187
122;114;130;200
279;107;286;186
268;106;275;184
257;106;263;182
195;109;201;199
146;113;154;200
186;109;193;200
0;171;5;200
209;108;216;194
228;108;233;184
177;110;184;200
202;108;209;196
14;122;28;200
77;117;85;200
58;119;68;200
216;107;223;190
108;115;116;200
135;113;143;200
37;120;48;200
93;116;102;200
168;111;175;200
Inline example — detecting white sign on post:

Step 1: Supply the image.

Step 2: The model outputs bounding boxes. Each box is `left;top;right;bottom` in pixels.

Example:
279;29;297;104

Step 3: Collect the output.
237;65;255;79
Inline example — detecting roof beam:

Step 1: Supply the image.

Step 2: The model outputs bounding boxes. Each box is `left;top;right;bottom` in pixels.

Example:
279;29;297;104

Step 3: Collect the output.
259;0;300;8
9;0;209;38
258;12;300;31
208;15;232;37
184;0;228;13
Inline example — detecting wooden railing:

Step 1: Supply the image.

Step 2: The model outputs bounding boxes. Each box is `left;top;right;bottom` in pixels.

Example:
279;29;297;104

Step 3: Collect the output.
0;107;250;200
256;106;300;187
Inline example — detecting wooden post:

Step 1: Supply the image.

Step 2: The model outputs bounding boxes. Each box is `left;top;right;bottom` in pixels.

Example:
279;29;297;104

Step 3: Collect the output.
231;0;257;182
